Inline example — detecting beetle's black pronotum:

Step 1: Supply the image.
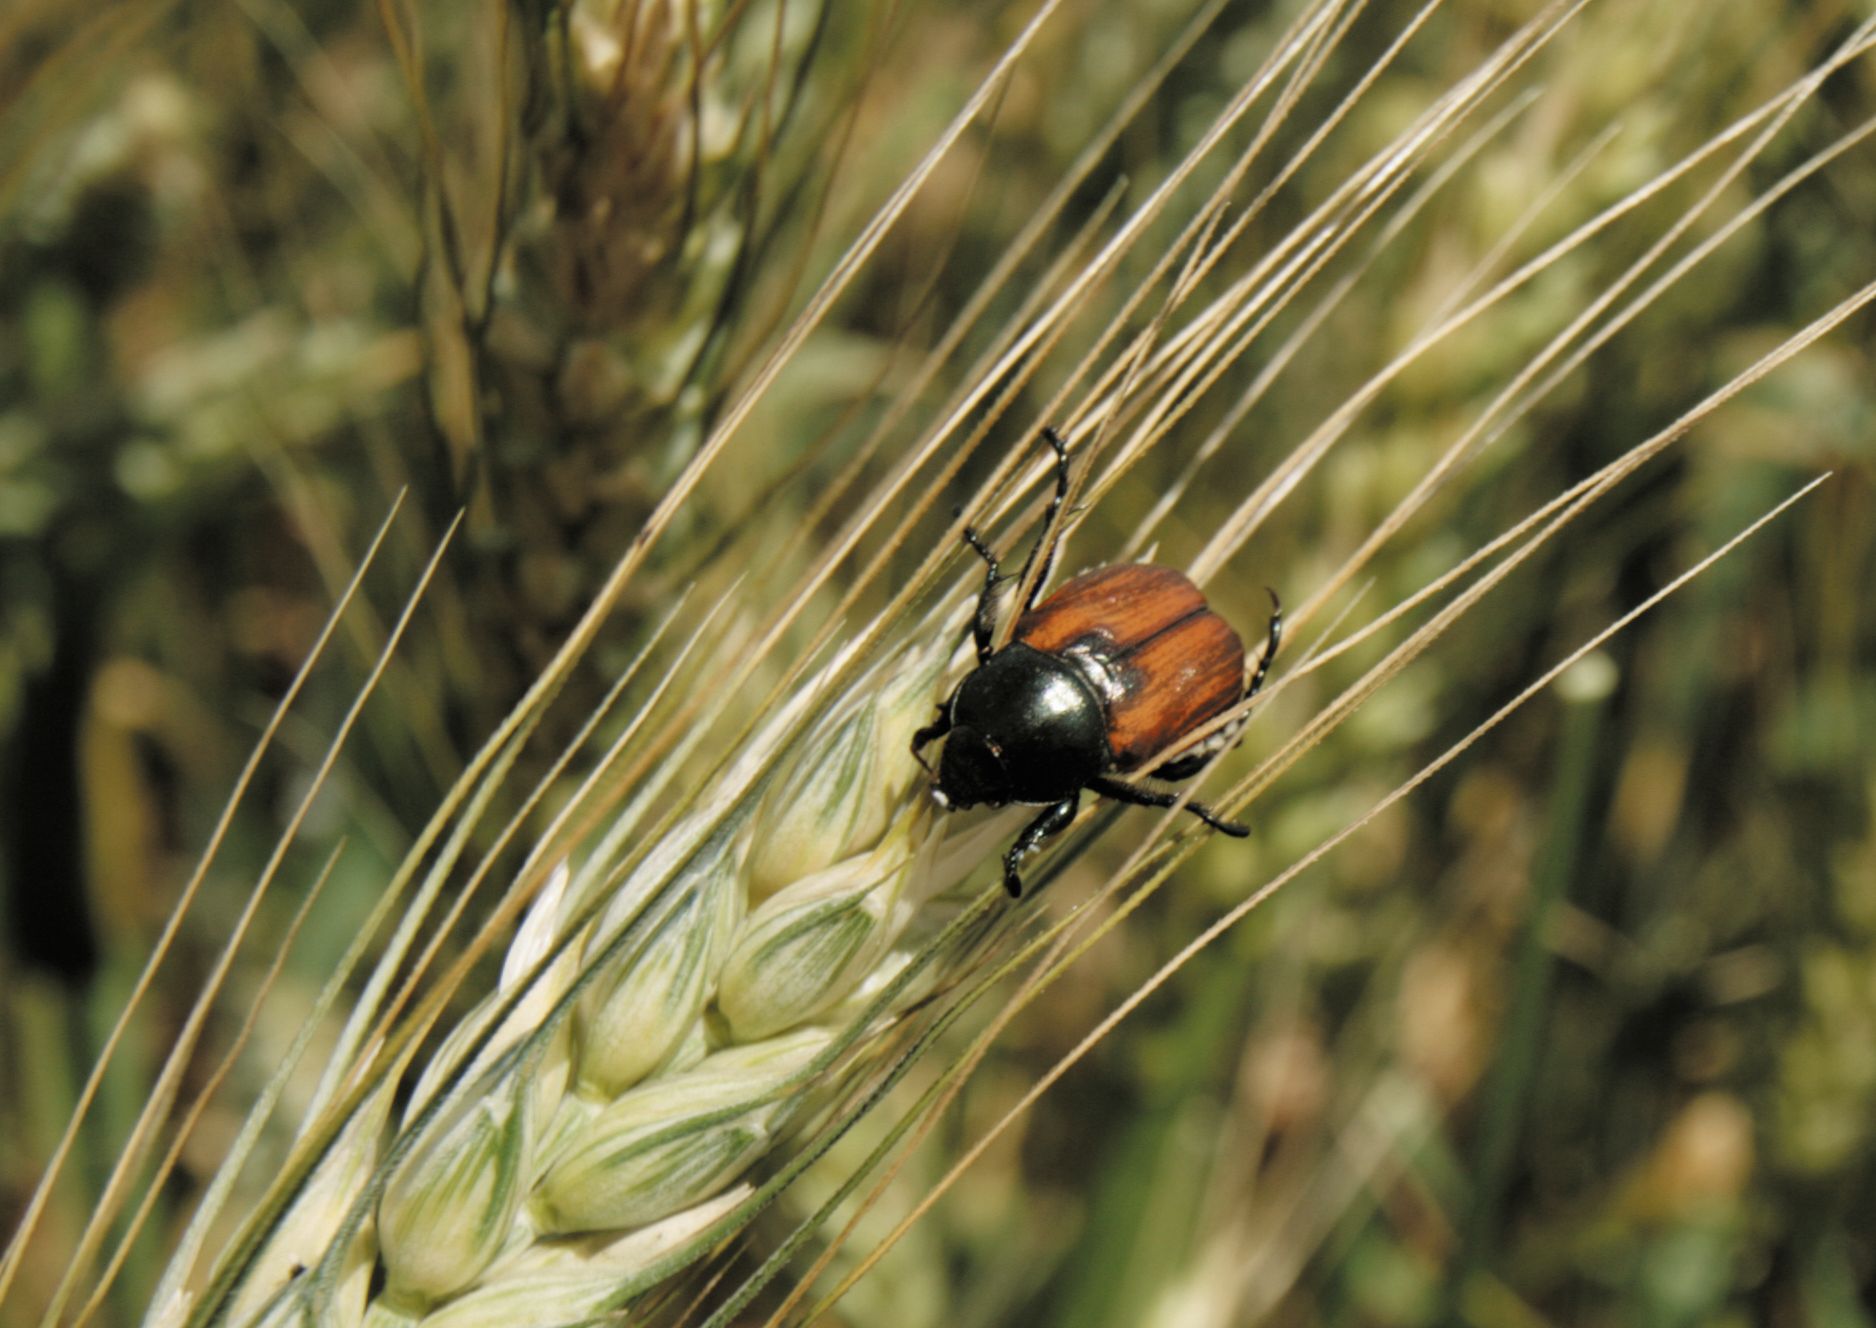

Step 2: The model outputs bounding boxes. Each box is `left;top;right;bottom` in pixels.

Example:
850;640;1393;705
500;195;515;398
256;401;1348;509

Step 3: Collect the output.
912;427;1282;897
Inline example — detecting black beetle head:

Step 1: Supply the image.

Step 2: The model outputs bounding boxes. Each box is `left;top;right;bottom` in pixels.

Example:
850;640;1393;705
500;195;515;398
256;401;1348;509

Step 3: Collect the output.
929;645;1112;809
934;724;1010;809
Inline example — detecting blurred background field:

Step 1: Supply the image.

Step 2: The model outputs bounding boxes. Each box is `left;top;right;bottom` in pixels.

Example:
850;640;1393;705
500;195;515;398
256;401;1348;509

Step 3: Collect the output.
3;0;1875;1324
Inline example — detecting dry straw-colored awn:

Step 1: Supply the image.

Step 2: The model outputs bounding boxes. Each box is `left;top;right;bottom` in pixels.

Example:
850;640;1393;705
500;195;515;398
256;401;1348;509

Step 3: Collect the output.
4;0;1874;1324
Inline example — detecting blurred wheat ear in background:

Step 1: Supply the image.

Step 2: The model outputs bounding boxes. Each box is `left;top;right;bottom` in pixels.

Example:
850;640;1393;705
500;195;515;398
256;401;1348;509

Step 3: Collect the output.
4;0;1876;1325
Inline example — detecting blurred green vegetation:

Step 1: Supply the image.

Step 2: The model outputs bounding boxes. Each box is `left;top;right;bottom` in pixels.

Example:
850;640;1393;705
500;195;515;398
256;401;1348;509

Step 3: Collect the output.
4;0;1875;1324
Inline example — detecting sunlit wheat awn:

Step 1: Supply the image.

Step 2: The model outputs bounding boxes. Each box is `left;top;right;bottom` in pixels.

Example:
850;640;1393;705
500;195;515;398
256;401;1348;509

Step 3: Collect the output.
912;427;1284;897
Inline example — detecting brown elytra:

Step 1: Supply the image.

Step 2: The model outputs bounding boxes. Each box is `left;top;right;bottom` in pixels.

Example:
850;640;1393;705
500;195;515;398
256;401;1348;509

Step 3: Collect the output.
1013;564;1246;769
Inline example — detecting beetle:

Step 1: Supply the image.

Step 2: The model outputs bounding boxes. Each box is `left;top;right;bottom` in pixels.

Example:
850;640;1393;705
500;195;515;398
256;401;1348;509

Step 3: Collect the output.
912;426;1282;897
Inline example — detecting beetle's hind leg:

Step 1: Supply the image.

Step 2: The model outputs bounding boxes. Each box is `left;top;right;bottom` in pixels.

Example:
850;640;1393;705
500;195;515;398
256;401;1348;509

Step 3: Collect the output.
1155;591;1285;782
1092;775;1250;839
1002;793;1080;897
1245;589;1284;704
1151;730;1239;784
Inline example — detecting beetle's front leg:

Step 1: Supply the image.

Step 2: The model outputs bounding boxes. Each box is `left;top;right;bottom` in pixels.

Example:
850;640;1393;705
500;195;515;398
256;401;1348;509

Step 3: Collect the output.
911;706;951;775
1002;793;1080;898
960;525;1002;664
1014;426;1073;614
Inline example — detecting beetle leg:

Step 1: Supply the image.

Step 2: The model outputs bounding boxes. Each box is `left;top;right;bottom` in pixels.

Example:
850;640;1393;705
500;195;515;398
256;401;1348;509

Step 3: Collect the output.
911;706;952;774
1151;734;1237;784
960;524;1002;664
1013;426;1073;615
1091;775;1250;839
1244;588;1284;703
1002;793;1080;898
960;429;1072;658
1155;590;1284;782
